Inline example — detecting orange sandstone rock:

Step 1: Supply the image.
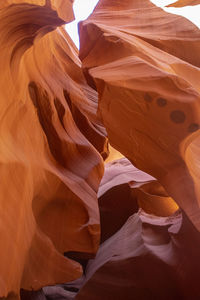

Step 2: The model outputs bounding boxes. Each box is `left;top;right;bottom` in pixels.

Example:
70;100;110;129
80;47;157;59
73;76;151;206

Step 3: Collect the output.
98;158;178;242
79;0;200;232
51;160;200;299
167;0;200;7
2;0;200;298
0;1;106;298
0;0;74;22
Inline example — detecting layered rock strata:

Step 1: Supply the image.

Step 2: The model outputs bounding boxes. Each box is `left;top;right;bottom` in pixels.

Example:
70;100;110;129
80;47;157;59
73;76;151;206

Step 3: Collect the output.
1;0;200;299
45;159;200;300
79;0;200;232
0;1;107;298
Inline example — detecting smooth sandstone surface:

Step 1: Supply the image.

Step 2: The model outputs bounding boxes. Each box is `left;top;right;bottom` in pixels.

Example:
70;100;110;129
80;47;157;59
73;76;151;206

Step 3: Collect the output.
75;210;200;300
167;0;200;7
43;158;200;299
98;158;179;243
0;1;107;299
80;0;200;231
1;0;200;299
51;160;199;300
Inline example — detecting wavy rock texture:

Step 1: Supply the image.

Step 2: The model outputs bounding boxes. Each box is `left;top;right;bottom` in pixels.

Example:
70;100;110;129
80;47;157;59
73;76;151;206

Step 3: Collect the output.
79;0;200;232
167;0;200;7
98;158;179;242
75;210;200;300
0;0;75;21
0;1;108;299
46;159;200;299
2;0;200;299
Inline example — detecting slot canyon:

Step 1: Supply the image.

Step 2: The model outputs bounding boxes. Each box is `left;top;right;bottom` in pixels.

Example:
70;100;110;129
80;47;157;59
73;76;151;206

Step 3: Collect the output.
0;0;200;299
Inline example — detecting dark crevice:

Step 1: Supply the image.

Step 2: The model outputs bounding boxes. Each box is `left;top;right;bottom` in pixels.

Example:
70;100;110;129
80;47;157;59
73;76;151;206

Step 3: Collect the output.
63;89;108;158
64;251;94;274
98;183;139;243
54;98;66;130
83;68;97;91
28;82;66;167
63;90;72;111
20;289;46;300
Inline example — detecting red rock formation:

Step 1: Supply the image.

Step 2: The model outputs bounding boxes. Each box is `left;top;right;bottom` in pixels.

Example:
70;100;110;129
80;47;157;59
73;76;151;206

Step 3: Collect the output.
43;158;200;299
2;0;200;299
79;0;200;232
0;1;107;298
98;158;178;243
100;159;176;234
75;209;200;300
167;0;200;7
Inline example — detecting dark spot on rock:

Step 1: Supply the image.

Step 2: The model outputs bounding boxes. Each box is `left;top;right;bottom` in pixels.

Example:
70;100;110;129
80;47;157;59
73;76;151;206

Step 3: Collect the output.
144;93;152;103
170;110;186;124
157;98;167;107
188;123;199;133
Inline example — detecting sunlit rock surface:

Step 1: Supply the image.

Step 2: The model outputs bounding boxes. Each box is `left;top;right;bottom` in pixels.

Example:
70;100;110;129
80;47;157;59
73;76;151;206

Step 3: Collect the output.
79;0;200;232
167;0;200;6
1;0;200;299
0;1;108;298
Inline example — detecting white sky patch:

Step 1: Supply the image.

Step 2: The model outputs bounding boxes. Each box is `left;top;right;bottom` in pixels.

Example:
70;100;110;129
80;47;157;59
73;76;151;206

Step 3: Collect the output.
65;0;200;48
65;0;99;48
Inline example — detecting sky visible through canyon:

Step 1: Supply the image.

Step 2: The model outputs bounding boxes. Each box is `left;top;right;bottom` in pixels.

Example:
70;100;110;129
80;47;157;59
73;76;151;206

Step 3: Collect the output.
65;0;200;48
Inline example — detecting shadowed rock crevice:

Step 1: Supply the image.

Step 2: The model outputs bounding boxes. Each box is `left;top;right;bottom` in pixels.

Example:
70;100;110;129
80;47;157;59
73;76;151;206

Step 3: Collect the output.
1;0;200;299
29;81;67;167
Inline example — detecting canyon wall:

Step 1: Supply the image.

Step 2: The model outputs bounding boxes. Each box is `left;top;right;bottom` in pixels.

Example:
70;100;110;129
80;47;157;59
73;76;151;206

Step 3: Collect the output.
0;1;107;298
1;0;200;299
79;0;200;232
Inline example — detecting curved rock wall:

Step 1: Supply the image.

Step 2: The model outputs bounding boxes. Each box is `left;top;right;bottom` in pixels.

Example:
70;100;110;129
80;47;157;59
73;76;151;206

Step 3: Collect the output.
79;0;200;232
0;1;107;298
1;0;200;299
48;158;200;300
